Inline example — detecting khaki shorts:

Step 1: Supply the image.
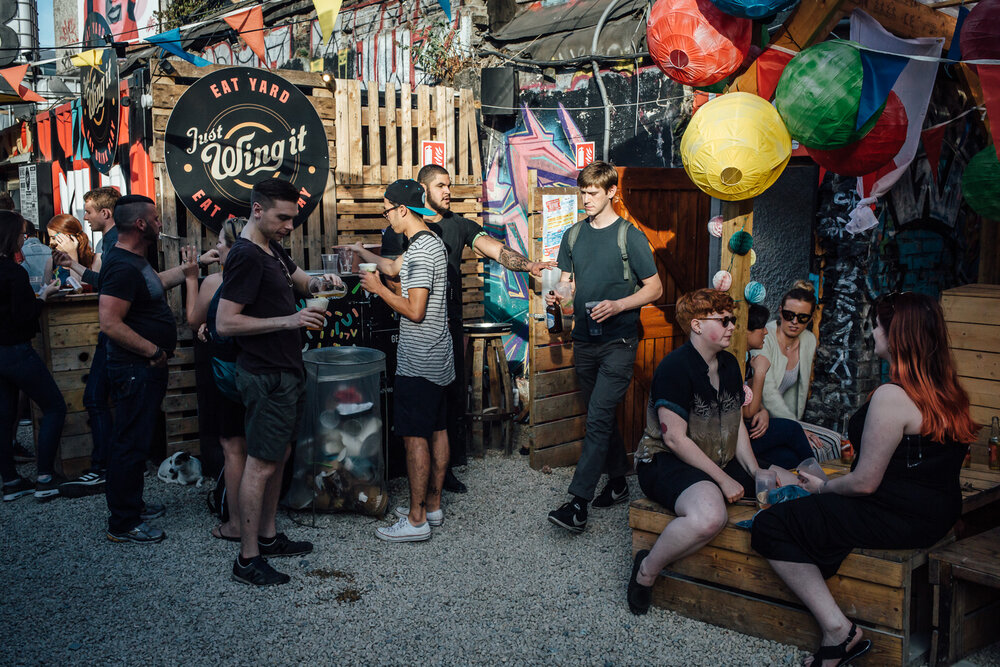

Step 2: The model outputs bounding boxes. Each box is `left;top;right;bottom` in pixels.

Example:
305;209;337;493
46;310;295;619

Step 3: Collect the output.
234;366;305;462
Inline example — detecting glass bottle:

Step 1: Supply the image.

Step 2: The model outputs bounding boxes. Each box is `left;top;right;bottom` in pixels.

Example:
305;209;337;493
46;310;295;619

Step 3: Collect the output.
840;416;854;466
989;416;999;471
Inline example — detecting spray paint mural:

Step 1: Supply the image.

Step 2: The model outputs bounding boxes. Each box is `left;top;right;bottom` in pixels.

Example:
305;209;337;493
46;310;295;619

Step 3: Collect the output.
482;104;585;366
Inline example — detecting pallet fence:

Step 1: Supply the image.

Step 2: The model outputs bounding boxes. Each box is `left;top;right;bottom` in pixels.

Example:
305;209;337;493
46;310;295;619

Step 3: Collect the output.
149;59;484;455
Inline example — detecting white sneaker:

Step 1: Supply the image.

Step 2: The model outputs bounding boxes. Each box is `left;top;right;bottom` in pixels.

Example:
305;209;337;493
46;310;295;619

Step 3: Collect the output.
394;506;444;527
375;516;431;542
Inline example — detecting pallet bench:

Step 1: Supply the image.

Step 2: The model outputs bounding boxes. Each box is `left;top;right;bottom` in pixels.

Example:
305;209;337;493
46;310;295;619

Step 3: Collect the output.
628;462;1000;666
929;526;1000;666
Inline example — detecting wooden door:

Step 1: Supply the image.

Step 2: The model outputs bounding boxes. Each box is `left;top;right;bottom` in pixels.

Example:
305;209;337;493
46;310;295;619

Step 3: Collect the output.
527;168;710;469
613;167;711;457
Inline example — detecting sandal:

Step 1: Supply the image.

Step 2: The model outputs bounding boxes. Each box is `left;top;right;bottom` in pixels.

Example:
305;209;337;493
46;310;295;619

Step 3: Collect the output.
806;623;872;666
211;524;240;542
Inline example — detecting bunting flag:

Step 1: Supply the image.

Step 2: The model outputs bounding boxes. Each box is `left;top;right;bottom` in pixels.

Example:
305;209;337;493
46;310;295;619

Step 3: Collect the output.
850;9;942;201
755;48;794;102
977;65;1000;160
857;50;909;129
145;28;212;66
436;0;452;21
946;6;969;63
70;49;104;68
224;7;268;65
313;0;344;44
920;123;948;186
0;64;45;103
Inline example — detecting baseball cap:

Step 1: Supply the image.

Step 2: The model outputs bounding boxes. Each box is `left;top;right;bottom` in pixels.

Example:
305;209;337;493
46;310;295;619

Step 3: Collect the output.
384;179;435;217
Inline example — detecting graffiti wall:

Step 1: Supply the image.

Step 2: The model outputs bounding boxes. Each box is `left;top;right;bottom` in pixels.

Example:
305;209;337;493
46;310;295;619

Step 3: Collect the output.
78;0;158;42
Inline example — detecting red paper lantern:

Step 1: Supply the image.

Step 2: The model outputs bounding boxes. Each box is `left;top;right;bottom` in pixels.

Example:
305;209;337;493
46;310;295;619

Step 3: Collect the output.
806;92;908;177
960;0;1000;70
647;0;752;87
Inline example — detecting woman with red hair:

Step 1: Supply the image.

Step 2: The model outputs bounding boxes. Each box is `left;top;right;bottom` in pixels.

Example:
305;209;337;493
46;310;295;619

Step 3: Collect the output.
752;292;977;666
43;214;96;288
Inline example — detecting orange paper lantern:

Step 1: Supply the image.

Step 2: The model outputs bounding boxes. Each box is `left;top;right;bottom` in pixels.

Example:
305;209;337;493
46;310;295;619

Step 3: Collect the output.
806;91;908;177
647;0;752;87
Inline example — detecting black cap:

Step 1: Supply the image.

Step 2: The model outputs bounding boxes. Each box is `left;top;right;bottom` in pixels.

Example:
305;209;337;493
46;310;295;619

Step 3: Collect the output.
384;179;435;217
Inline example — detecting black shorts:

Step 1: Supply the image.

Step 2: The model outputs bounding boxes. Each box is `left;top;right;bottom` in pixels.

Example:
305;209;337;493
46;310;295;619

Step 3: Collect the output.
636;452;755;512
394;375;447;440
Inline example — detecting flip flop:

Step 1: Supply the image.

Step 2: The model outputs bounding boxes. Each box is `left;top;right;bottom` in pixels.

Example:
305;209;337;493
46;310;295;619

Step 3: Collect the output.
211;524;240;542
806;623;872;666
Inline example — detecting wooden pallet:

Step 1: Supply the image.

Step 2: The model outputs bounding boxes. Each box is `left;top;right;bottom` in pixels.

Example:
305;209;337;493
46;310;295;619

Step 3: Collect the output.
941;284;1000;427
163;329;199;457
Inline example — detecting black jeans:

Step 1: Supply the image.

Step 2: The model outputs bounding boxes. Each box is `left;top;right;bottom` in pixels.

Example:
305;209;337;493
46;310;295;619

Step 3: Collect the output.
83;334;112;472
446;319;468;467
105;361;168;533
750;416;813;469
0;343;66;481
567;337;636;501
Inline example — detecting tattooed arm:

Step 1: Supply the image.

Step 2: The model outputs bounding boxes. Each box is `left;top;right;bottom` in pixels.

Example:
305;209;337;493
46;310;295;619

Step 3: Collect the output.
472;234;556;276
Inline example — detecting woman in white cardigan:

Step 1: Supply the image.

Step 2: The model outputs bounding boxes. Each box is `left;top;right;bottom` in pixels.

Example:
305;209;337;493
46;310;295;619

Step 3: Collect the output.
758;280;818;423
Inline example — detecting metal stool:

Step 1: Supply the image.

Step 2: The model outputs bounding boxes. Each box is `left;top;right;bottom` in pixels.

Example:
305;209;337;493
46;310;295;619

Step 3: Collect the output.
463;322;516;455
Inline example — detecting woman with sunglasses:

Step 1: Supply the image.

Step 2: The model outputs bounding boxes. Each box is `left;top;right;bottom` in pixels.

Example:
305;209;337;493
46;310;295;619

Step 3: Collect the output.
182;220;245;541
758;280;819;426
627;289;766;614
751;292;977;666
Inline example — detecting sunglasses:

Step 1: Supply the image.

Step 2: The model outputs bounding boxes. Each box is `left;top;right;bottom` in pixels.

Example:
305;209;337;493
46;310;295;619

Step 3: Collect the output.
781;309;812;325
276;256;293;288
699;316;738;328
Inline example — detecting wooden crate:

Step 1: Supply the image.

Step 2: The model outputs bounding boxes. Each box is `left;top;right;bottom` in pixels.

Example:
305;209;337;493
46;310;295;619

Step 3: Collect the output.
164;330;199;457
630;497;941;665
941;284;1000;428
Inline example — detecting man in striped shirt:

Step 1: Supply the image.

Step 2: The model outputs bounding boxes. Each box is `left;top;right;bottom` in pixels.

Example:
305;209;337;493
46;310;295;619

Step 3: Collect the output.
360;179;454;543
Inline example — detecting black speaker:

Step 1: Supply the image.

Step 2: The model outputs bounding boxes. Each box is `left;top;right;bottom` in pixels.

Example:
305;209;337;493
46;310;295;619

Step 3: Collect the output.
481;67;517;117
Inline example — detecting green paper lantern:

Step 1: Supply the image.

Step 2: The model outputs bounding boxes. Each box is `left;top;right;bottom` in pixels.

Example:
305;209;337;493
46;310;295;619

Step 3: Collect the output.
729;230;753;255
962;147;1000;220
744;281;767;304
774;41;884;150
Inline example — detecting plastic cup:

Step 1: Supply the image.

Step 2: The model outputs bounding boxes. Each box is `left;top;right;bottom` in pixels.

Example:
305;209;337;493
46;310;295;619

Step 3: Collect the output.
541;267;561;294
797;457;828;482
322;253;338;273
755;468;777;510
555;282;574;316
338;248;355;274
585;301;602;336
305;297;329;330
359;262;377;273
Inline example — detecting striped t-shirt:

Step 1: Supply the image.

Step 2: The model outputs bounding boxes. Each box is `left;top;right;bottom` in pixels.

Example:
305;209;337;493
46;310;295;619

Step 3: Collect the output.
396;230;455;386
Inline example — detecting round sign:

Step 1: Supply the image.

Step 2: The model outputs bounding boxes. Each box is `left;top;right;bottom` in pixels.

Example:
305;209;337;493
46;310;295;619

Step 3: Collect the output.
81;12;119;175
163;67;329;232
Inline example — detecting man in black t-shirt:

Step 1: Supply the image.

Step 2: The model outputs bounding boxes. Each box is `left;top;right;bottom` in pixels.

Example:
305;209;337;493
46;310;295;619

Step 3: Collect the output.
100;195;194;544
361;164;554;493
217;178;342;587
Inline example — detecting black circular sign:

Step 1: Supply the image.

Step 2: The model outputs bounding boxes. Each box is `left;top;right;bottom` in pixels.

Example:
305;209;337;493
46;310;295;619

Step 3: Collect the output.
81;13;119;175
164;67;330;232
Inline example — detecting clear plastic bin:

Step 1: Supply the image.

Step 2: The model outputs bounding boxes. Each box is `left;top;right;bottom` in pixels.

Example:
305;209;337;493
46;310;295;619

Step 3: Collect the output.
285;347;388;516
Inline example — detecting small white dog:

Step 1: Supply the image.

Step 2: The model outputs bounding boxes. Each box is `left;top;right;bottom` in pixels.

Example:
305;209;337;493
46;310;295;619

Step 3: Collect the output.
157;452;204;487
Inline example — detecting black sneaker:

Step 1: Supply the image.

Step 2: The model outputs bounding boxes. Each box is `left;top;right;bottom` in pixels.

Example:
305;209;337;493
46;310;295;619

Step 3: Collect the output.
443;469;467;494
592;480;629;508
547;500;587;533
59;471;106;498
34;477;61;501
232;556;290;586
140;502;166;521
12;442;34;463
107;522;166;544
3;477;34;502
628;549;653;615
258;532;313;557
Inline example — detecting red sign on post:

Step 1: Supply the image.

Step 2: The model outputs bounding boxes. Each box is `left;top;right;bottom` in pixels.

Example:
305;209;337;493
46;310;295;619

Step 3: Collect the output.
576;142;595;169
421;141;446;167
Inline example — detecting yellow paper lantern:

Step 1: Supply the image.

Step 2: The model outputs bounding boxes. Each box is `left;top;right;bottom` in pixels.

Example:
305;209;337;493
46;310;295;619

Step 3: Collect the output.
681;93;792;201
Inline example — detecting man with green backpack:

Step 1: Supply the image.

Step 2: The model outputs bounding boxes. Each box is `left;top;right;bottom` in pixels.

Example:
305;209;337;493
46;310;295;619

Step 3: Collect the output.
546;161;662;533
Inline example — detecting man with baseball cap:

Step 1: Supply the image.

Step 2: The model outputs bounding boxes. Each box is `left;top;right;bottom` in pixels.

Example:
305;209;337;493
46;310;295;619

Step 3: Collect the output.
359;179;453;542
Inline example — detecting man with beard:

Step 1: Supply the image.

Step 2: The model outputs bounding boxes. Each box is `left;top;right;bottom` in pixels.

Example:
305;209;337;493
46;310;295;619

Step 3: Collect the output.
99;195;195;543
357;165;553;493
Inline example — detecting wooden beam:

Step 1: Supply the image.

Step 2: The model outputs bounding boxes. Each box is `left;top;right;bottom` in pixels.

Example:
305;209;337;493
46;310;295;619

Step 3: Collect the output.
720;201;754;377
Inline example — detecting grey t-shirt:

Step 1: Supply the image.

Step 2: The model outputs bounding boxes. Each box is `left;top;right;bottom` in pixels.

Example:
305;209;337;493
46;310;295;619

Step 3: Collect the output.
556;217;657;343
396;230;454;386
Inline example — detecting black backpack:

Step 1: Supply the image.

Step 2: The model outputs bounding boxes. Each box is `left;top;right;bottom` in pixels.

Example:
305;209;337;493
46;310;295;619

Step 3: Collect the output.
206;467;230;522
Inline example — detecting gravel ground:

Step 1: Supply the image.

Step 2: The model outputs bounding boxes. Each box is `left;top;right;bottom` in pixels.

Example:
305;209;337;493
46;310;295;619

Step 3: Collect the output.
5;425;1000;667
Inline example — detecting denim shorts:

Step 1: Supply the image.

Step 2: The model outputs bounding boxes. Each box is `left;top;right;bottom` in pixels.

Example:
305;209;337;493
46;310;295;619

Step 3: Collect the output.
234;366;305;462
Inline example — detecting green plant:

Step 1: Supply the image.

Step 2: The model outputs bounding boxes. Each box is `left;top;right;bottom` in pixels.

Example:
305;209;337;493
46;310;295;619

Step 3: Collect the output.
153;0;227;31
413;21;476;85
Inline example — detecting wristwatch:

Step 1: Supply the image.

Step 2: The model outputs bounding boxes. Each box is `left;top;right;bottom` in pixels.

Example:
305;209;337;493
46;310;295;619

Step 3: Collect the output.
149;346;164;360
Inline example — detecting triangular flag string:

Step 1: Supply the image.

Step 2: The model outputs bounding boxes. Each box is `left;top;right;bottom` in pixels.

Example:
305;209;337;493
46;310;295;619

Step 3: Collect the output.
0;64;45;103
224;6;268;66
976;65;1000;160
920;123;947;186
313;0;344;44
144;28;212;67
